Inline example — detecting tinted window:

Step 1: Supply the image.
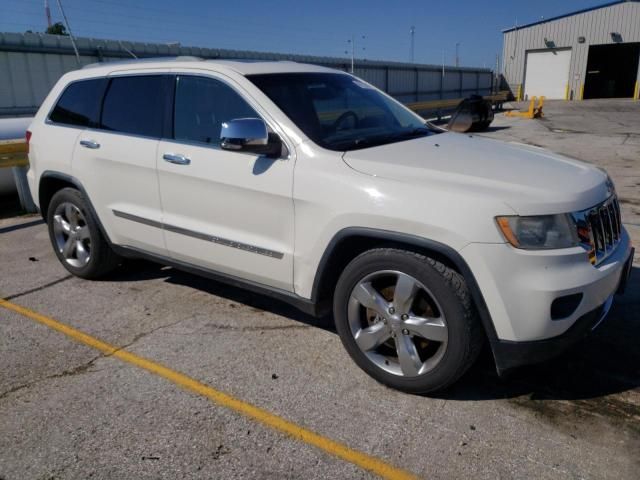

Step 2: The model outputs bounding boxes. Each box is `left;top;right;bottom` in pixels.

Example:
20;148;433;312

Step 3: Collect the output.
49;79;106;127
249;73;430;151
174;76;258;145
101;76;168;137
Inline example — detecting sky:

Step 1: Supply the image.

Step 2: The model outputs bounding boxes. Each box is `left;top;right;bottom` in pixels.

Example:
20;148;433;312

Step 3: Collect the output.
0;0;610;68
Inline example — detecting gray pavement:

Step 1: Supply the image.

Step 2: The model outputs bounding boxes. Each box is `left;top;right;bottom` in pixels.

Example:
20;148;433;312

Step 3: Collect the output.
1;99;639;479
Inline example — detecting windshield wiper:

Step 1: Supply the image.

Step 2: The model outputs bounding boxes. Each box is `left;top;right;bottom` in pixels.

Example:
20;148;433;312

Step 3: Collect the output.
330;127;432;151
388;127;432;141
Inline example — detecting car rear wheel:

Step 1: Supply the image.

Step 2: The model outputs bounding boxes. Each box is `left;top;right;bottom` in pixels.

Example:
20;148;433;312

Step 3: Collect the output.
333;248;483;394
47;188;120;279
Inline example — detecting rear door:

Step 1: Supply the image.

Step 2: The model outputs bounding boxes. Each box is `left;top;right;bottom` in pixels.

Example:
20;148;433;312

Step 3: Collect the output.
72;72;172;255
156;73;295;291
37;78;106;186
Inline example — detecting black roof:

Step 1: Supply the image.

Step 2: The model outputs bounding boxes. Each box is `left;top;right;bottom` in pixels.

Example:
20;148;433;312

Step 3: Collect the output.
503;0;639;33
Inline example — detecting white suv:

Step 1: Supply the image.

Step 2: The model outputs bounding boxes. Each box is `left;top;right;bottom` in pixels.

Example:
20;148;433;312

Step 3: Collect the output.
26;58;634;393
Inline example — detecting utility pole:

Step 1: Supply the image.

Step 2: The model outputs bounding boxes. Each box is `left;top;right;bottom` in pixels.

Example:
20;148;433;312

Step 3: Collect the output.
455;42;460;67
44;0;52;28
495;53;500;93
55;0;80;65
410;26;415;63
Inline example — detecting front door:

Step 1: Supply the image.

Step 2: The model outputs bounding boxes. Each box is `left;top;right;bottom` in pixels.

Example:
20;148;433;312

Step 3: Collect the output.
157;74;295;291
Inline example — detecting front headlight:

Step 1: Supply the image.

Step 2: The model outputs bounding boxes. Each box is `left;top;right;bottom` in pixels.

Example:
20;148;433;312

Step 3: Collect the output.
496;214;579;250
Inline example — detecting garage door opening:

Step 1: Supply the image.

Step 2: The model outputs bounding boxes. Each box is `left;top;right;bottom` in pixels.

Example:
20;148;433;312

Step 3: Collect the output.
584;43;640;99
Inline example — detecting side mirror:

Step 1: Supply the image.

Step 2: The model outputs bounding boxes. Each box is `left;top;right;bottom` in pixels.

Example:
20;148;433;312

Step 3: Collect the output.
220;118;282;158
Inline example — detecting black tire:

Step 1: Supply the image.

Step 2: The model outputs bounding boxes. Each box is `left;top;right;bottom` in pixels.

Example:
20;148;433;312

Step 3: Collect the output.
46;188;121;279
333;248;483;394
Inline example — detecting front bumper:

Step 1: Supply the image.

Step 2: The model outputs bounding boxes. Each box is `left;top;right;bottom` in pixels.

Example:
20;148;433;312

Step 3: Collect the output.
460;229;633;371
490;294;614;372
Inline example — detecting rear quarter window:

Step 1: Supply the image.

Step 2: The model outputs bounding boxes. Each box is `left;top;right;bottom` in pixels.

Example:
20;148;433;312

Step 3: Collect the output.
49;78;106;127
100;75;170;138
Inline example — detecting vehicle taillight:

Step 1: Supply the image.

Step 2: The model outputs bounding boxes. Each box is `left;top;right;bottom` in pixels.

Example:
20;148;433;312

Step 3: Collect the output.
26;130;32;154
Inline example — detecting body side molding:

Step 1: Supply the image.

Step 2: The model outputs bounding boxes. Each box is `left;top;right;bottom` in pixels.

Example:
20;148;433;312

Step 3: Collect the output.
112;209;285;259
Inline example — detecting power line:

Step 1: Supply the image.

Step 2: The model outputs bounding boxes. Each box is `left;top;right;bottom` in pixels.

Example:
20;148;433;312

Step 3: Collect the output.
1;2;432;64
3;2;360;48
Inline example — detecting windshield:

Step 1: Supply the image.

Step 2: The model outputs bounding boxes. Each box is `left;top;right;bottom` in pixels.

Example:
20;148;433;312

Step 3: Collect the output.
248;73;436;151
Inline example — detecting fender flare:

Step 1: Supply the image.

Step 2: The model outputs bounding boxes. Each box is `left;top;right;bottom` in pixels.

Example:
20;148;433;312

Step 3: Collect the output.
39;170;113;245
310;227;500;345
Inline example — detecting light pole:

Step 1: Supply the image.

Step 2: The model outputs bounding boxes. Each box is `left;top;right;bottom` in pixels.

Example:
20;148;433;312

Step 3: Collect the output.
410;26;415;63
346;35;365;73
455;42;460;67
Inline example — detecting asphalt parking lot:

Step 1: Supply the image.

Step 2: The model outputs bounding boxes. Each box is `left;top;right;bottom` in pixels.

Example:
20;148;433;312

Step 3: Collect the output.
1;100;639;479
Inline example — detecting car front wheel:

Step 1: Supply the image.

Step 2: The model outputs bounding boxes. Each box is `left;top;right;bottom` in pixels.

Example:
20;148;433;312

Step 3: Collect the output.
333;248;483;394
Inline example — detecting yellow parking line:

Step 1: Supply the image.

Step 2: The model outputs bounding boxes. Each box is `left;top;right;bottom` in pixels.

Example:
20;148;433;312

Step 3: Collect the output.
0;298;418;480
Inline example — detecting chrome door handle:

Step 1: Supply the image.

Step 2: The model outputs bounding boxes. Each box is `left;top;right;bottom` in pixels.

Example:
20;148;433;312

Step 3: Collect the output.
163;153;191;165
79;140;100;149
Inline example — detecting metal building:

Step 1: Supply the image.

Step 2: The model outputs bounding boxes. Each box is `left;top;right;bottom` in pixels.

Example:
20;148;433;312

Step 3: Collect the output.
0;31;493;117
502;0;640;101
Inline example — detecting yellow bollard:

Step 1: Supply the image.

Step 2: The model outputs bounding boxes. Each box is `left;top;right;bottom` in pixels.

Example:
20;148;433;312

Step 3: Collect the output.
527;97;536;117
505;96;544;119
534;96;545;118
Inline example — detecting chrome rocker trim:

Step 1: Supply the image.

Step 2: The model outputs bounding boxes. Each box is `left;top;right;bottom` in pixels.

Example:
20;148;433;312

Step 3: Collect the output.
112;209;284;259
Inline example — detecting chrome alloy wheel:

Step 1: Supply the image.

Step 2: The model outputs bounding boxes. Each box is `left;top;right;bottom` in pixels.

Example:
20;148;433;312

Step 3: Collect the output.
347;270;449;377
52;202;91;268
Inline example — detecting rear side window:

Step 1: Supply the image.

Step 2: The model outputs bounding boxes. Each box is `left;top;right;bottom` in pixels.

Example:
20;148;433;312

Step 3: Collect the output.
173;75;258;145
100;76;169;138
49;79;106;127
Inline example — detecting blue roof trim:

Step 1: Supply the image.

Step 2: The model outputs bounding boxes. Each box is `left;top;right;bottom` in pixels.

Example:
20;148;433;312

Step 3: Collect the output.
502;0;638;33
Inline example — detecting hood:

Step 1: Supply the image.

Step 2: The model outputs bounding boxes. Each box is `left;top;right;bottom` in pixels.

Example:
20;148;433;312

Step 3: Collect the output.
342;132;610;215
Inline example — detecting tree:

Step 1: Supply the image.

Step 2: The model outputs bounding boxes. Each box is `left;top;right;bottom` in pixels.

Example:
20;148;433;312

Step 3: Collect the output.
46;22;68;36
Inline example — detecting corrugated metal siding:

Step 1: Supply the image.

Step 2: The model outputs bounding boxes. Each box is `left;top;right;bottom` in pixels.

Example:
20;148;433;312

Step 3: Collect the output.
462;72;478;91
502;1;640;99
0;32;493;115
417;70;441;93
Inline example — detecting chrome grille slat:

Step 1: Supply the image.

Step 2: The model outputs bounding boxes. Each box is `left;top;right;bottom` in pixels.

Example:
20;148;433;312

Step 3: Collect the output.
608;203;619;242
613;198;622;238
605;209;612;245
599;206;608;254
576;195;622;265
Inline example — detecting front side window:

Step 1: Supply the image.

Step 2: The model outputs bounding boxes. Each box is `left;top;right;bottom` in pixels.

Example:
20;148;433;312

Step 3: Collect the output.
248;73;434;151
173;75;258;146
49;78;106;127
100;75;169;138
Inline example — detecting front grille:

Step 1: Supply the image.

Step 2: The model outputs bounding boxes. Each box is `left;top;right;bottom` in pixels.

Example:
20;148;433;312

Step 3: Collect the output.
574;195;622;265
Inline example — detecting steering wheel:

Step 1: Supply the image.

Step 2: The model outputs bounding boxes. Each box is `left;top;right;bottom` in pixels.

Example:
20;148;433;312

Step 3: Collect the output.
333;111;359;131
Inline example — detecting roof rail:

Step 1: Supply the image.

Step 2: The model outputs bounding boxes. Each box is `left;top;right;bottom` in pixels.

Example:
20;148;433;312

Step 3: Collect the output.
82;56;203;69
